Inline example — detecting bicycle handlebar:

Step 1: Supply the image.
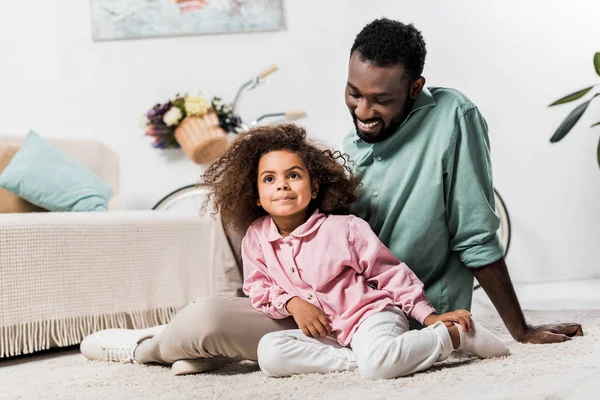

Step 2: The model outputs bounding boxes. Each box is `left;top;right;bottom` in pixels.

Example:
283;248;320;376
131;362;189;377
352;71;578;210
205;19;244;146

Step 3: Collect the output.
284;110;306;119
257;65;279;79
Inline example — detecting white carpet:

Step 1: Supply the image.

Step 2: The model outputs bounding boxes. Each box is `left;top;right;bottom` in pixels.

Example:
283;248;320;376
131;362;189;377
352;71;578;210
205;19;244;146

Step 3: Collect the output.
1;310;599;400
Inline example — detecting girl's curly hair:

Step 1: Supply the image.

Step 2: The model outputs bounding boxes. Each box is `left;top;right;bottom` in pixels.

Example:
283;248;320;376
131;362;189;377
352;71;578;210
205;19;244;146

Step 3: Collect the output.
202;123;361;233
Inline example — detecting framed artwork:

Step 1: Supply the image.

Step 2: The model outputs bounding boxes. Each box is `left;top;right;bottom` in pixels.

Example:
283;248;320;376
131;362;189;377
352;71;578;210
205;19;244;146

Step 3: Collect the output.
88;0;286;41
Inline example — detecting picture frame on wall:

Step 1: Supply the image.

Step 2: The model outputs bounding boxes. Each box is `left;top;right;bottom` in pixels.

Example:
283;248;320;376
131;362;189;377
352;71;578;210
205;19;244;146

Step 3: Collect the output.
88;0;286;41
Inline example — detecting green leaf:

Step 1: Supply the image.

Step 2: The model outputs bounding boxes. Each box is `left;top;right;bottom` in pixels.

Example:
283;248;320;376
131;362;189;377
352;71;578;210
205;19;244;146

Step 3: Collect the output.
549;86;594;106
550;98;594;143
595;52;600;76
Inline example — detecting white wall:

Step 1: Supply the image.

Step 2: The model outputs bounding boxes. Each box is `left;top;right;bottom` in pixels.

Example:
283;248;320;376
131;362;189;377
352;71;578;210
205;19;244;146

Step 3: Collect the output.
1;0;599;283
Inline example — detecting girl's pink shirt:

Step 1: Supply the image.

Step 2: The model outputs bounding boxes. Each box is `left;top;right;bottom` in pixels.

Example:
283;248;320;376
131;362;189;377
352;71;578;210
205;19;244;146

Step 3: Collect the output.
242;210;436;345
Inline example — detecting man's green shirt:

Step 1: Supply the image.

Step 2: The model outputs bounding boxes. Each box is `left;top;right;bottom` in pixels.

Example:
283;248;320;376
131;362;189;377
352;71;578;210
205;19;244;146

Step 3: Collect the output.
343;87;504;314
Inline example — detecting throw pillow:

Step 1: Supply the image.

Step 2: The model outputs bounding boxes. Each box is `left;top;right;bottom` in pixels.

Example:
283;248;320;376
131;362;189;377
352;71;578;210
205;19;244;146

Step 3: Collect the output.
0;131;113;211
0;142;46;213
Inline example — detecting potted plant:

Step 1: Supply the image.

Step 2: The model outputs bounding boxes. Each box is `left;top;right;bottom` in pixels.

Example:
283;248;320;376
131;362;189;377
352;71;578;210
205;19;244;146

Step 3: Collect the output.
548;52;600;168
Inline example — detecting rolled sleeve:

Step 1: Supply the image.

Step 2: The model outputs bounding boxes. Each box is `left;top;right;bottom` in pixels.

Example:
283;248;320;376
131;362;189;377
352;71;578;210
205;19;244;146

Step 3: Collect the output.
443;106;504;268
410;301;437;325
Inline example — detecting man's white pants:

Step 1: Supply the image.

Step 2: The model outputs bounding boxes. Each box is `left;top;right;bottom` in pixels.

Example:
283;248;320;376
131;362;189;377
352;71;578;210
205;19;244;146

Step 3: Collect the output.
257;306;453;380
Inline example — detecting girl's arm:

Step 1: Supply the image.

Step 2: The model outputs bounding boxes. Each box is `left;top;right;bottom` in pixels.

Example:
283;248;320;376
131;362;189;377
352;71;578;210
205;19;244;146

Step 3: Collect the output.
349;217;435;324
241;232;294;319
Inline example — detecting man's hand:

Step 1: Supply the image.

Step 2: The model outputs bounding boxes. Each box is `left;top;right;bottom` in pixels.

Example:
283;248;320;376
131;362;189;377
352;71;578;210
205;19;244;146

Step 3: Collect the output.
519;323;584;344
424;310;472;332
472;258;584;343
286;297;331;338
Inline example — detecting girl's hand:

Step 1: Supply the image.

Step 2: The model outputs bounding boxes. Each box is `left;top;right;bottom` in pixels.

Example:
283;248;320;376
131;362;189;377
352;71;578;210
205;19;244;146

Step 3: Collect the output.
424;310;473;332
286;297;332;337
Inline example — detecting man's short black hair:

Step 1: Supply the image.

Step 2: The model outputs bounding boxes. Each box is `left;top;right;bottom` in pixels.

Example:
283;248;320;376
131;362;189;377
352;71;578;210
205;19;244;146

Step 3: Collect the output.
350;18;427;82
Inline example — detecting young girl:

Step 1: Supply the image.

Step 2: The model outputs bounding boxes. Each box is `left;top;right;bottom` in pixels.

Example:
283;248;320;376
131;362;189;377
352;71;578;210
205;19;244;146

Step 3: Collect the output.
202;124;509;379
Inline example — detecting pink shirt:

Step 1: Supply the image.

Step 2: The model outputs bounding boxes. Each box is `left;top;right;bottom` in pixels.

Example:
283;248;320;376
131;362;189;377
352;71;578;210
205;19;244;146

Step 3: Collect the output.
242;210;436;345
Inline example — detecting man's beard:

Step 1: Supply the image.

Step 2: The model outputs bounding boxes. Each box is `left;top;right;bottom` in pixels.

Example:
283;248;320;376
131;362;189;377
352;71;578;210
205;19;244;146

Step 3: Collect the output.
352;112;405;144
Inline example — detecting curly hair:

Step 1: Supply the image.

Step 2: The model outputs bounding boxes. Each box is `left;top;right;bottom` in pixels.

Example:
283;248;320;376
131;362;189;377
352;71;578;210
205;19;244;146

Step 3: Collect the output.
350;18;427;82
201;124;361;233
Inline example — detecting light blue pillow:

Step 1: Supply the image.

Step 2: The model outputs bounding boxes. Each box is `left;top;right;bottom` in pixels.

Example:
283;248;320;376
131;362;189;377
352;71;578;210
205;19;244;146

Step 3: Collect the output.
0;131;113;212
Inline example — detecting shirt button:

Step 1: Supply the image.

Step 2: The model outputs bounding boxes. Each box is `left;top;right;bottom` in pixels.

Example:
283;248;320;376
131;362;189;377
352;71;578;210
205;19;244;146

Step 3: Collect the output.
376;156;382;161
290;267;295;273
373;191;379;197
287;241;293;247
307;294;313;300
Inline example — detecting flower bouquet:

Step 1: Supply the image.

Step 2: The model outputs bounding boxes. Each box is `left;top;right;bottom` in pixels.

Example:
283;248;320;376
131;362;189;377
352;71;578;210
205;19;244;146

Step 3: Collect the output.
144;94;241;165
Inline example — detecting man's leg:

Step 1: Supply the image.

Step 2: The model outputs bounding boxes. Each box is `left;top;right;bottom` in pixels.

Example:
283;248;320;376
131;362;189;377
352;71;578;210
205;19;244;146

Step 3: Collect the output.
257;329;356;377
135;296;297;365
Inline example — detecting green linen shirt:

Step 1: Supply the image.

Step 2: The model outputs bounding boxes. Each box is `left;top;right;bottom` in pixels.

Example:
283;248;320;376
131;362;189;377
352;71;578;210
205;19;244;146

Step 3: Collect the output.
343;87;504;314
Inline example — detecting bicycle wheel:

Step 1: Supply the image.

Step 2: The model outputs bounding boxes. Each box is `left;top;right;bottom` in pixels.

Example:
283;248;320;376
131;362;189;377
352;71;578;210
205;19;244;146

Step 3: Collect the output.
494;188;511;257
152;183;212;213
473;188;512;290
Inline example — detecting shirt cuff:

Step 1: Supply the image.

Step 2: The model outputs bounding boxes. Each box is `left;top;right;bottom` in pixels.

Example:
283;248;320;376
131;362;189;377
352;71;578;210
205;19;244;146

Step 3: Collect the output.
273;293;295;317
409;300;437;324
460;233;504;268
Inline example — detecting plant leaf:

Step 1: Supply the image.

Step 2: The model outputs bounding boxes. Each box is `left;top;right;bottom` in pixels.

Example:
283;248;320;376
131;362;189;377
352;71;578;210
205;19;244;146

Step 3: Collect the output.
592;121;600;127
595;52;600;77
549;86;594;106
550;99;594;142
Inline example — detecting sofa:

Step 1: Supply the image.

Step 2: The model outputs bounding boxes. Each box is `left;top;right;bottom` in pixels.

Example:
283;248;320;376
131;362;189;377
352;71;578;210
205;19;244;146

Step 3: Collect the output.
0;135;243;358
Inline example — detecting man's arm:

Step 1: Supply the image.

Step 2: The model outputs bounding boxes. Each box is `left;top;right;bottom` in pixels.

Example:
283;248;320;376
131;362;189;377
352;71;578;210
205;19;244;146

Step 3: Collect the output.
472;256;584;343
444;103;583;344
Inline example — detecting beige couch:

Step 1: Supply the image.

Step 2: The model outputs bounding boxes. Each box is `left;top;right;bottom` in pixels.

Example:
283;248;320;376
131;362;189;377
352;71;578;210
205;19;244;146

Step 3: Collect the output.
0;135;242;358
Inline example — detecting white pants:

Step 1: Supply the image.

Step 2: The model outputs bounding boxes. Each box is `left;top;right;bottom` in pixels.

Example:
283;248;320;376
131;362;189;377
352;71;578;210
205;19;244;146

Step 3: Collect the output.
257;306;453;380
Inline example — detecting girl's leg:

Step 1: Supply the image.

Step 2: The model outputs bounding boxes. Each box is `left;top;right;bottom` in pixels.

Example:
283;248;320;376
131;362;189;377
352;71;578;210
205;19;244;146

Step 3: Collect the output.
257;329;356;377
351;307;453;380
351;308;510;380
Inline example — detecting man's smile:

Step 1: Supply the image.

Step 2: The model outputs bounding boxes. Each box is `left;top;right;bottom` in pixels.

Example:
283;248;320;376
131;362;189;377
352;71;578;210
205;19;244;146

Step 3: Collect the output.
356;118;382;135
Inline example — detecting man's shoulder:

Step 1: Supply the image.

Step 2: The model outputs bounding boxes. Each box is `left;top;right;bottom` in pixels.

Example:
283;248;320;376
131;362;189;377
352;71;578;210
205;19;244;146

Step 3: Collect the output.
428;87;478;115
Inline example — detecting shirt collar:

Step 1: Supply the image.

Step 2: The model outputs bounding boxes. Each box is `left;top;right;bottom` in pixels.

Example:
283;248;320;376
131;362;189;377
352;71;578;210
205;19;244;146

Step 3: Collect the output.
264;209;326;242
410;87;436;114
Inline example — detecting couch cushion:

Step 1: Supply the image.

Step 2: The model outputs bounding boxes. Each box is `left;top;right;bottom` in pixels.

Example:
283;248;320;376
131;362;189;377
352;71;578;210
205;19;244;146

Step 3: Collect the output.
0;142;46;213
0;131;113;212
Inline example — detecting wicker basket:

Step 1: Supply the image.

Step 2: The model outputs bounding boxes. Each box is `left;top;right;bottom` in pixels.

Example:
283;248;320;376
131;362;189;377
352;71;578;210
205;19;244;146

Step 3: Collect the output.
174;110;229;165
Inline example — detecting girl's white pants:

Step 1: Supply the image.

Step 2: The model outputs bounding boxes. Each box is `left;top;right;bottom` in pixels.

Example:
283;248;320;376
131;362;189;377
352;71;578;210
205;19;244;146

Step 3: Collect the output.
257;306;453;380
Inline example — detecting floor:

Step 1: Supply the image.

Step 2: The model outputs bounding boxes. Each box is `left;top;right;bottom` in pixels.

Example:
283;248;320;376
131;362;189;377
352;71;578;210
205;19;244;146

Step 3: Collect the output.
2;307;599;400
3;278;598;370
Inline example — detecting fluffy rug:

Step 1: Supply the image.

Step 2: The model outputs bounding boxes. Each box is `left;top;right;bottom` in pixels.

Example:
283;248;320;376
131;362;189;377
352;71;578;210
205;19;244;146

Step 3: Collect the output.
1;310;598;400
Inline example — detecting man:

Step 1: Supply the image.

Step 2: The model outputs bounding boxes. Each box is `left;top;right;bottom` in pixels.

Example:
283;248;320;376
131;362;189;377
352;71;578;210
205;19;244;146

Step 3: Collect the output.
81;18;582;374
342;18;582;342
